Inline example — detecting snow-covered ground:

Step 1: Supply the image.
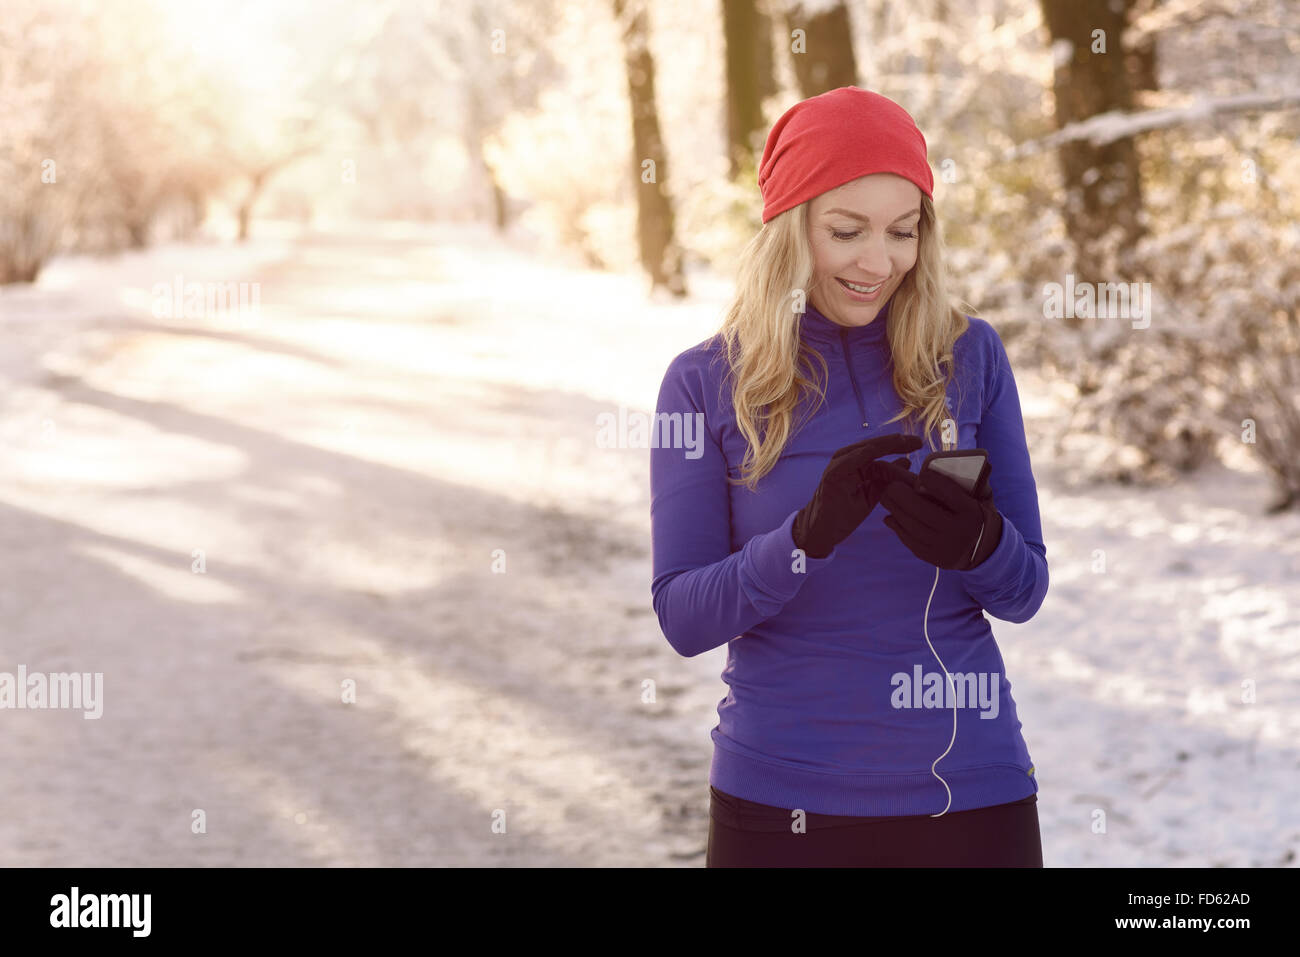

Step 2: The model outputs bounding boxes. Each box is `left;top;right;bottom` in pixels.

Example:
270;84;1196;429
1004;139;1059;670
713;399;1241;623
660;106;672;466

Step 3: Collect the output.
0;220;1295;866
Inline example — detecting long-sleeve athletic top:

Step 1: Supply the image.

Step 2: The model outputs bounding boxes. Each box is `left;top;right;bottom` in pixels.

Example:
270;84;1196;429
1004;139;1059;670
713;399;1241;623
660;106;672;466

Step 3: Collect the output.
649;297;1049;816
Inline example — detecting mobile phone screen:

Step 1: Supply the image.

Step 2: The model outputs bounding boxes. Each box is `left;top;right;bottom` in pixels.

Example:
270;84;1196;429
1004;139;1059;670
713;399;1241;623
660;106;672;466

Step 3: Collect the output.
927;454;986;494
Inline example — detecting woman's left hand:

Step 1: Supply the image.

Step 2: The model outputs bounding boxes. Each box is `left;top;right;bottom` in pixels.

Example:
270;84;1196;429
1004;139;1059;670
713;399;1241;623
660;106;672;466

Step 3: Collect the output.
867;459;1003;570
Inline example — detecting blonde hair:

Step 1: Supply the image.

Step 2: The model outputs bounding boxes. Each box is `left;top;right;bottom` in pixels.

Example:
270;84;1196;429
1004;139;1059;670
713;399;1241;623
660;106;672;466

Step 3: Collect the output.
717;194;972;491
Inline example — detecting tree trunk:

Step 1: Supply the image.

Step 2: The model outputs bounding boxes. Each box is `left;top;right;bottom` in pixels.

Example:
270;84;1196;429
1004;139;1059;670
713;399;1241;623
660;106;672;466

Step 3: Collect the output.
722;0;773;178
238;171;269;242
924;0;950;118
489;175;509;232
781;0;858;97
612;0;687;296
1124;0;1158;93
1039;0;1147;299
126;218;150;249
185;186;208;239
467;82;510;232
754;0;778;105
0;211;55;285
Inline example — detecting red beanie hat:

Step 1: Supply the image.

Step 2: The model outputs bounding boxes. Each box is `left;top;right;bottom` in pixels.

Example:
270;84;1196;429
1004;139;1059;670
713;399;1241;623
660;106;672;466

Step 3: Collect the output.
758;86;934;224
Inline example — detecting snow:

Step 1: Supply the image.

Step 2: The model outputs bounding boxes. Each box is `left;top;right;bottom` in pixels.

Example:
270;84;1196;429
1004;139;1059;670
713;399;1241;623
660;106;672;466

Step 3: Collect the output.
1006;89;1300;158
0;219;1295;866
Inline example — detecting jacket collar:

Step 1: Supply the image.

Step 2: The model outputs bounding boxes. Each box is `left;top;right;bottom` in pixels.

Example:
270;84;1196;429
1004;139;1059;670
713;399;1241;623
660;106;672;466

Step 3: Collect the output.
800;296;892;347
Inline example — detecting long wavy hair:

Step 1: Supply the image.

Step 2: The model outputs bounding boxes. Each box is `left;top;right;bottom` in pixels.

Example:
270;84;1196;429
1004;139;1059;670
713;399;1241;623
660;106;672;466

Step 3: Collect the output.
717;193;973;491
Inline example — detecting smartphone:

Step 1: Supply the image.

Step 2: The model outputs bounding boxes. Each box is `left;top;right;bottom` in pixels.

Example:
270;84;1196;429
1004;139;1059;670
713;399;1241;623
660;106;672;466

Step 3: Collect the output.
919;449;990;498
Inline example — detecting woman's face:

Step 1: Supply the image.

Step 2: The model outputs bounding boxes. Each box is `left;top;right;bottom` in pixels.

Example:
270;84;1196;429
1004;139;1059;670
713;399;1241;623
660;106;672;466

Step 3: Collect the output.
806;173;922;327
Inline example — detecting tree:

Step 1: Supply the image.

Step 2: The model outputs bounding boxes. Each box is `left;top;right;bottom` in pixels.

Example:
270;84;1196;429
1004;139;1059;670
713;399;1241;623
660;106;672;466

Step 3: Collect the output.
611;0;687;296
722;0;777;179
779;0;858;97
0;0;234;280
1038;0;1146;295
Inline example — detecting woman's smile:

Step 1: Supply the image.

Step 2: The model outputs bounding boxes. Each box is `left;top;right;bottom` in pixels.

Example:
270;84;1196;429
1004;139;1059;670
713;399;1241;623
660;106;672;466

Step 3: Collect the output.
837;276;888;301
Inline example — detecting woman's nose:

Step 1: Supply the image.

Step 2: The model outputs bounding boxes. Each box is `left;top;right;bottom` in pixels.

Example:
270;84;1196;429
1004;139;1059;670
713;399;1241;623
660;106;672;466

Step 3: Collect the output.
855;240;891;278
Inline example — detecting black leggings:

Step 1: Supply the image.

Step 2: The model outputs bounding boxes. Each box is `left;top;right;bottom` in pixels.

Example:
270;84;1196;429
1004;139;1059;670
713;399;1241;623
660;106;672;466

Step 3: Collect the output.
707;786;1043;867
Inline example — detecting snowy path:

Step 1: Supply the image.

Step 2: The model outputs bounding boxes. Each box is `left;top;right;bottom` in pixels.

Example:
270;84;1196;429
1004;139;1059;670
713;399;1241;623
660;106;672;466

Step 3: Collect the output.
0;222;1295;866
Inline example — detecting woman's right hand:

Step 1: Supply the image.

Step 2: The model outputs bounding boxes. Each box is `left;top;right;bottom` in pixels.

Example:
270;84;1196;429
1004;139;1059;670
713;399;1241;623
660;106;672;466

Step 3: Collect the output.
791;432;923;558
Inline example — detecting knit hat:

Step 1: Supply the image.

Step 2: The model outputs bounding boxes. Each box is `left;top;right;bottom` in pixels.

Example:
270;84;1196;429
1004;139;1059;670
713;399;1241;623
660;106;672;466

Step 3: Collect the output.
758;86;934;224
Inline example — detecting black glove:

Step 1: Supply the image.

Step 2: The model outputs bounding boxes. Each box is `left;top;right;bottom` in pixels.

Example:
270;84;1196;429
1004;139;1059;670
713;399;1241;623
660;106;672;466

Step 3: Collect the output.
791;432;923;559
869;458;1003;570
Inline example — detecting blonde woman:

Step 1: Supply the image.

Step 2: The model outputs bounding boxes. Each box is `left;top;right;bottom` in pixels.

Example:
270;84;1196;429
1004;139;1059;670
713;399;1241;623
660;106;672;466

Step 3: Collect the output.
649;87;1048;867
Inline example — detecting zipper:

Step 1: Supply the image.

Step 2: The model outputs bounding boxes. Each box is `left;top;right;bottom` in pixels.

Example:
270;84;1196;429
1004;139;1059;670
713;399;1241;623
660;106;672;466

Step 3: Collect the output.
840;328;869;428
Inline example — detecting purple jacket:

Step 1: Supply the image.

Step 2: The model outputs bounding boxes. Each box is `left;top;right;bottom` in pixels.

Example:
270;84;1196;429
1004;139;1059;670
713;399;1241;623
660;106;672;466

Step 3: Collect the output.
649;298;1048;815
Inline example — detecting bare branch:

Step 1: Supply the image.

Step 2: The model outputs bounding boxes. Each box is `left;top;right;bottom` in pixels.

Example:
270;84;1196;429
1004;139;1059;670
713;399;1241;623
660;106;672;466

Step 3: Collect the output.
1001;89;1300;161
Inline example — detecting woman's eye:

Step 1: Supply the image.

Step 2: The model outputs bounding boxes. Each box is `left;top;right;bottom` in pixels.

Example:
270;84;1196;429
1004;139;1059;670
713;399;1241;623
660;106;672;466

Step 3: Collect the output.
832;229;917;241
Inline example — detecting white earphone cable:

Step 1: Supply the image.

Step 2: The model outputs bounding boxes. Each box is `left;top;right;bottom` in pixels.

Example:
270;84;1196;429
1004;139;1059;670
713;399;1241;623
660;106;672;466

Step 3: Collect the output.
923;562;957;818
921;518;985;817
917;431;988;818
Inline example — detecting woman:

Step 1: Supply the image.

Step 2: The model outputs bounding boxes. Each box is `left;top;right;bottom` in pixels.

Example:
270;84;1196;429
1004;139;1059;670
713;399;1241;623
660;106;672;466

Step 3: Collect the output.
648;87;1049;867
